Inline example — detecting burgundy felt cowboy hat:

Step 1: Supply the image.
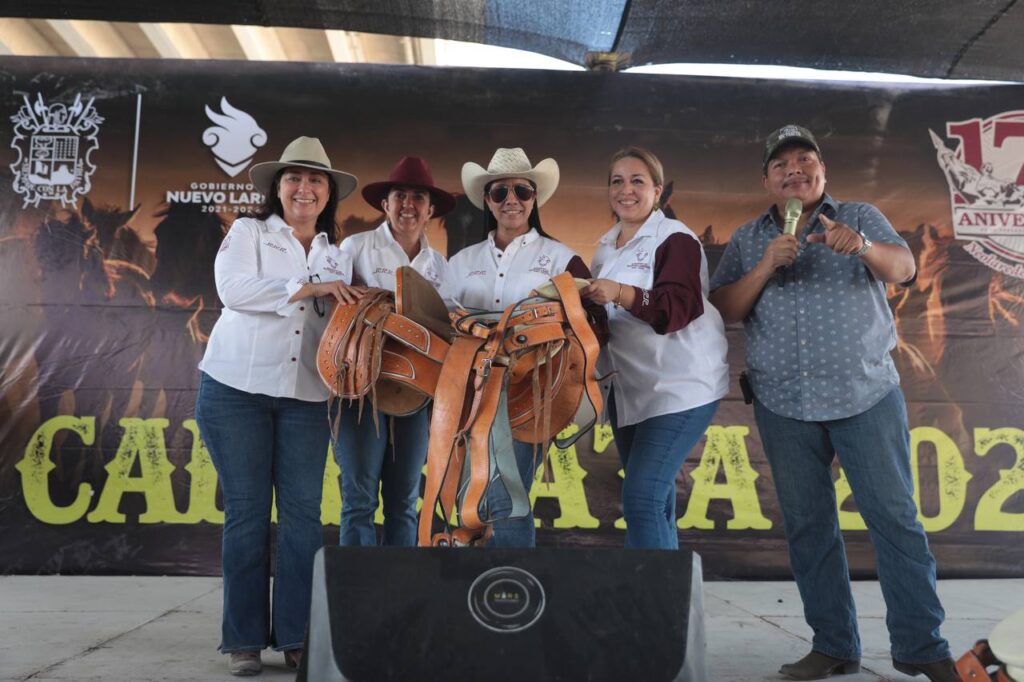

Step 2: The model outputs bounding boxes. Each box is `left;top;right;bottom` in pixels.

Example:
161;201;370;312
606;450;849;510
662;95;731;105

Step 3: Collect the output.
361;156;456;217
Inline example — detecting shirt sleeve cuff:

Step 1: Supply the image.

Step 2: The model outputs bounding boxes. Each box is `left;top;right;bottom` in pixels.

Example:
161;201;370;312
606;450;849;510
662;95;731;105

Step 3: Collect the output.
278;277;307;315
627;286;650;317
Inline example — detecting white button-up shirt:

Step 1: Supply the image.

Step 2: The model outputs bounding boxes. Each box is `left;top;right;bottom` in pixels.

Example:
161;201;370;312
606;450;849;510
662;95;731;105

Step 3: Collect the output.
592;211;729;426
199;214;352;402
448;229;581;310
339;221;453;305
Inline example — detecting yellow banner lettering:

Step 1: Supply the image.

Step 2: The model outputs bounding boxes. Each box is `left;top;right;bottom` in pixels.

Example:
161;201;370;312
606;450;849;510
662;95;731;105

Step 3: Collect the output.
322;444;342;526
178;420;223;524
87;418;185;523
16;416;95;525
592;423;615;455
530;425;599;529
678;425;772;530
974;427;1024;531
911;426;971;532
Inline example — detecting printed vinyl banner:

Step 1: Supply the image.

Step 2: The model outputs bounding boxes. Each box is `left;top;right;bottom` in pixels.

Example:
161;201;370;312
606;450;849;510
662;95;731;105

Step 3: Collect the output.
1;57;1022;578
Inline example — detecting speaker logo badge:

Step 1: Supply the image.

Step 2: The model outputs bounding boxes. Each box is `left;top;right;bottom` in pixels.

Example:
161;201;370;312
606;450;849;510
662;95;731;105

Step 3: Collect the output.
9;93;103;208
202;97;267;177
468;566;546;633
930;112;1024;280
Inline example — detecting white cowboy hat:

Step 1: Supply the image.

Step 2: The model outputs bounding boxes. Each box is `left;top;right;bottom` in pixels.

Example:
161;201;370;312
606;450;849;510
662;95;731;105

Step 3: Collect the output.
249;136;358;200
461;147;559;210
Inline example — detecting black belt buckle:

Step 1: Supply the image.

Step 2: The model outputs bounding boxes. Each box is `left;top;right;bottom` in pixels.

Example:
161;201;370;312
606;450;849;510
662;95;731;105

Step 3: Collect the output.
739;371;754;405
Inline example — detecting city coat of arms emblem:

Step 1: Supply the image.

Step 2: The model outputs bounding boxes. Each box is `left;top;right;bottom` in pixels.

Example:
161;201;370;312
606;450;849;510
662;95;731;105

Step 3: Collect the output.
9;93;103;208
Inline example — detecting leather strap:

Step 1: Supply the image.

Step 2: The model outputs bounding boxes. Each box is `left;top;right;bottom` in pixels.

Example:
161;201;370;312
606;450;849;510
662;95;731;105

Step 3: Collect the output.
552;271;603;447
416;271;605;546
418;335;484;546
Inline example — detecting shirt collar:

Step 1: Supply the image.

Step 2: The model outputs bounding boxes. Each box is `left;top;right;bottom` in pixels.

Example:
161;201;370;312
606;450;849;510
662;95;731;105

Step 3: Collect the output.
488;228;539;250
265;214;290;232
265;214;329;243
759;194;838;233
599;209;665;247
373;220;431;252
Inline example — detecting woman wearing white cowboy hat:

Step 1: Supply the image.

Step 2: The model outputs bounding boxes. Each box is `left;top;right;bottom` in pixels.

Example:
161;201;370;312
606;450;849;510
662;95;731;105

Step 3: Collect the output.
449;147;608;548
334;155;456;547
196;136;363;676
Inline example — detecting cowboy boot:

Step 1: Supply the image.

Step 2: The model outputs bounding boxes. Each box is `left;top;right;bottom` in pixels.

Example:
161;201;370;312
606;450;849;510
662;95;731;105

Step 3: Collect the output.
893;656;961;681
780;651;861;680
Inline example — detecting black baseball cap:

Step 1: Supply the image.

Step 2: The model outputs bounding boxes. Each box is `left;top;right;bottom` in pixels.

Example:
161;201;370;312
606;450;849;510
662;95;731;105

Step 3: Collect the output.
763;125;821;174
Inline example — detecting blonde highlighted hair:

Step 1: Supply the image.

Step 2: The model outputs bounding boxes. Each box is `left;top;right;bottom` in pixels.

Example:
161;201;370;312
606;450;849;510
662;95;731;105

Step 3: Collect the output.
607;146;665;189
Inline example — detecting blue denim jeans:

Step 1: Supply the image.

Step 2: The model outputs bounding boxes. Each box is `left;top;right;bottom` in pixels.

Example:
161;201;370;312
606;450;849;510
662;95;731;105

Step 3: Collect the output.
754;387;950;663
608;391;720;549
332;401;428;546
194;373;328;653
488;439;543;548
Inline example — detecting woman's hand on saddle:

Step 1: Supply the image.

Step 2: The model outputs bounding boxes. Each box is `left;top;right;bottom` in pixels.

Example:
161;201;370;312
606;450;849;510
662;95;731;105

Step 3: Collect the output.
290;280;367;305
581;278;634;309
316;281;367;305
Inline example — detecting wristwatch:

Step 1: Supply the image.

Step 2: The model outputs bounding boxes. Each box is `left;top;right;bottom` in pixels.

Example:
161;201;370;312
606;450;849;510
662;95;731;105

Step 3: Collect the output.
855;235;873;257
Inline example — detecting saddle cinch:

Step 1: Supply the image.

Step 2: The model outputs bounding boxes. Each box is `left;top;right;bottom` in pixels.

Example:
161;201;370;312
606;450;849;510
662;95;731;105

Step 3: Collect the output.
316;266;452;421
417;272;603;547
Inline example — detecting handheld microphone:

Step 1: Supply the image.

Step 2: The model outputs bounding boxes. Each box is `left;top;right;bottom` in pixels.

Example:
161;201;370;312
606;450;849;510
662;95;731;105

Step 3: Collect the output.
776;198;803;287
782;197;801;236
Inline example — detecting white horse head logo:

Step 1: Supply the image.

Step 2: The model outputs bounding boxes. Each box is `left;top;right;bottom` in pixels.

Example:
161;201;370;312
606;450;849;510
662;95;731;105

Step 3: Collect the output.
202;98;267;177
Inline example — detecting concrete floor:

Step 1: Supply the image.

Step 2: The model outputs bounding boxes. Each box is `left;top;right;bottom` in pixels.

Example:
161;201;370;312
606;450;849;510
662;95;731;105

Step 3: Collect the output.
2;575;1020;681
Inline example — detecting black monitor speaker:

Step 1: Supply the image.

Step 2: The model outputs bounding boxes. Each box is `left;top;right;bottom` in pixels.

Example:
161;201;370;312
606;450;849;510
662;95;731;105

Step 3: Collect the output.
299;546;706;682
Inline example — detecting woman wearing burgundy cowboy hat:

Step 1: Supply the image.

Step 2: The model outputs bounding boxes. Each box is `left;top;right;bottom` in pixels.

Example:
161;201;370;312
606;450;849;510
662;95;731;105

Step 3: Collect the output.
195;136;362;676
334;156;456;547
450;147;608;547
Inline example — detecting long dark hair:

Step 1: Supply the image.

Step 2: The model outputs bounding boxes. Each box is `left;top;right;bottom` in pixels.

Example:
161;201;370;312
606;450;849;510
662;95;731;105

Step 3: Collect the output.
253;167;340;243
482;179;556;241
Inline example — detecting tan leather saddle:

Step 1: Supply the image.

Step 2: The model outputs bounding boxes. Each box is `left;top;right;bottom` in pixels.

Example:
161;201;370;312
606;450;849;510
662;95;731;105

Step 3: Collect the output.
316;266;451;418
417;272;603;547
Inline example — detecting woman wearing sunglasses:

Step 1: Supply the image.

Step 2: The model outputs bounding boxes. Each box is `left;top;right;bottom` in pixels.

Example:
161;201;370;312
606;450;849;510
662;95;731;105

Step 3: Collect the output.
334;156;455;547
449;147;608;547
581;146;729;550
195;137;363;676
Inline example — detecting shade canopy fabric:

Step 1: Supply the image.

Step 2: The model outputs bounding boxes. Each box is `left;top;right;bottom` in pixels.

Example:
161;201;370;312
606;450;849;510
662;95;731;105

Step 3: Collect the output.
3;0;1022;79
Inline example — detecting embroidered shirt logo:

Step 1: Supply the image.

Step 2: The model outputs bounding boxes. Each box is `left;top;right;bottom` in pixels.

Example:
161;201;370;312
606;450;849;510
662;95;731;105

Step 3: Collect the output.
10;93;103;208
263;240;287;253
930;115;1024;280
628;247;651;270
529;253;554;274
203;97;267;177
467;269;488;277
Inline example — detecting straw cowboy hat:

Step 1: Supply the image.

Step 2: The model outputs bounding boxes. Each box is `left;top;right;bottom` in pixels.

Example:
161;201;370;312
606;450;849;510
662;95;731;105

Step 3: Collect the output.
249;136;358;199
461;147;559;210
361;156;456;217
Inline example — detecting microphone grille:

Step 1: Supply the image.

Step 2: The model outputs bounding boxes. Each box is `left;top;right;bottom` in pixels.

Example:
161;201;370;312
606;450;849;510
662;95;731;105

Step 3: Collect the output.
784;198;802;218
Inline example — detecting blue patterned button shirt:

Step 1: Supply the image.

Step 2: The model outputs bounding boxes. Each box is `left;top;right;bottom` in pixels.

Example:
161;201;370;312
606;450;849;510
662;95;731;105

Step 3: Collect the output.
709;194;911;421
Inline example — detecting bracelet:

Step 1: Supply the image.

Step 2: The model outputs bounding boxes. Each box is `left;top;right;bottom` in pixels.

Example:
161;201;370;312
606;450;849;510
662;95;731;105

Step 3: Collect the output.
613;282;623;309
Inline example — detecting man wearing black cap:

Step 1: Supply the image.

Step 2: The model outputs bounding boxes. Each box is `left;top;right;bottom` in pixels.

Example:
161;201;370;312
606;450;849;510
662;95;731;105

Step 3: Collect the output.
708;126;958;681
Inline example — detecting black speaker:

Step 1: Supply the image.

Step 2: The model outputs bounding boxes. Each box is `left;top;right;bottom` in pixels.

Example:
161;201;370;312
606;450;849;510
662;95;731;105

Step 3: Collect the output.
300;547;707;681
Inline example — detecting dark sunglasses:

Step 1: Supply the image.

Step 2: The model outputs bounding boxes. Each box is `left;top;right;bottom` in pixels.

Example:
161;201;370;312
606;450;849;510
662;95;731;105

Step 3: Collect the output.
487;183;536;203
